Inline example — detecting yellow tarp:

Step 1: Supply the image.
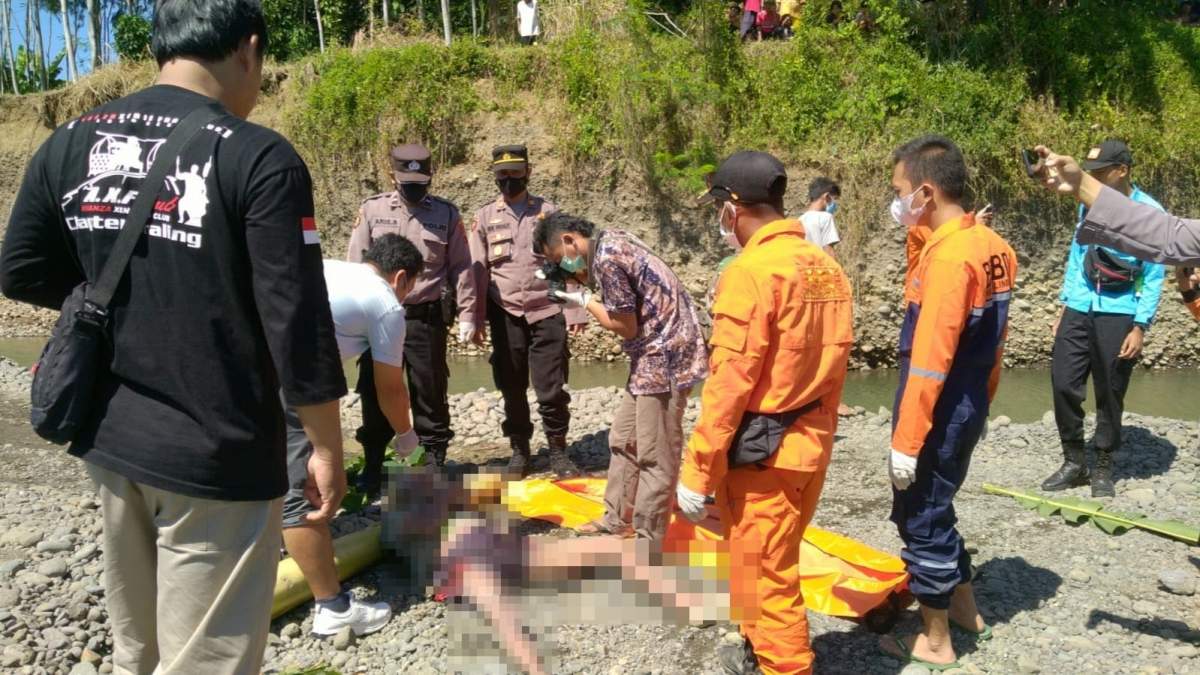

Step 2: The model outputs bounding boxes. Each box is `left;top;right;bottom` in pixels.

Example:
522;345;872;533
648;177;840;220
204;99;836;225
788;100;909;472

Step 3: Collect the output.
505;477;909;619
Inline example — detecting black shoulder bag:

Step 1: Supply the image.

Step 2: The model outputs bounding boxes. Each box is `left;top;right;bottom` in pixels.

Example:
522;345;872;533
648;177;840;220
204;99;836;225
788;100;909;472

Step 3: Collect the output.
30;106;223;444
1083;245;1143;293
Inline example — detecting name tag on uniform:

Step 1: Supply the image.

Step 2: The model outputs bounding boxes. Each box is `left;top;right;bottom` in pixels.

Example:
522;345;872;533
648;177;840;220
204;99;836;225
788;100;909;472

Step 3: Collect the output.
377;218;399;225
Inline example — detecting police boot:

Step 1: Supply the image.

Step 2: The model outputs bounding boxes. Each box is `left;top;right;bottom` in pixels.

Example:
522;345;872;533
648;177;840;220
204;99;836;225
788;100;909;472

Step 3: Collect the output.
1091;448;1115;498
546;436;581;478
1040;441;1090;491
355;443;386;499
428;443;448;468
506;438;531;479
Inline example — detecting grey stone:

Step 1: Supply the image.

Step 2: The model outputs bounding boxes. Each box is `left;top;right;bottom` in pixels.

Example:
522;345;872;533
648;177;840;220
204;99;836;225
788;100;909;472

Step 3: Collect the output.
0;587;18;608
1127;488;1157;506
0;559;24;578
899;666;931;675
68;663;98;675
43;626;70;649
332;652;351;669
1064;636;1096;651
80;649;102;666
1167;645;1198;659
99;664;113;674
1158;569;1196;596
992;415;1012;428
333;626;355;651
37;558;68;578
71;545;98;564
1009;436;1029;448
1016;657;1040;675
36;539;74;554
1042;410;1056;427
1133;600;1157;616
1;644;32;667
1069;568;1092;584
0;529;42;548
281;622;302;640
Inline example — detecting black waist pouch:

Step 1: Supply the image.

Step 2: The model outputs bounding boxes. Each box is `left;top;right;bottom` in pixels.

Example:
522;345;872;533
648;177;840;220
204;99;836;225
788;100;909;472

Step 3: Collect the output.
30;285;109;444
727;398;823;468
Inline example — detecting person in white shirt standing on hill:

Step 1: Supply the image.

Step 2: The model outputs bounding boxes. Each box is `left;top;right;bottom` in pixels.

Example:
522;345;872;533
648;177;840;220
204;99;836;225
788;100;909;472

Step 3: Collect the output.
800;176;842;257
517;0;541;45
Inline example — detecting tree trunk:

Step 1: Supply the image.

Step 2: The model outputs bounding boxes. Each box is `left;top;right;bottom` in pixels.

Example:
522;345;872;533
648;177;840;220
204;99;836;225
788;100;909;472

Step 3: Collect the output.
314;0;326;52
59;0;76;81
417;0;424;26
2;0;18;92
30;0;48;89
382;0;388;26
85;0;101;70
439;0;450;45
486;0;498;37
470;0;477;37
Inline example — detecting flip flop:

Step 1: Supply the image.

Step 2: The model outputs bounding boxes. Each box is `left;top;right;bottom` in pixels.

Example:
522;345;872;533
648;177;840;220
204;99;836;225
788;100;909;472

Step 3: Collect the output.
880;635;961;671
951;621;993;641
577;520;621;535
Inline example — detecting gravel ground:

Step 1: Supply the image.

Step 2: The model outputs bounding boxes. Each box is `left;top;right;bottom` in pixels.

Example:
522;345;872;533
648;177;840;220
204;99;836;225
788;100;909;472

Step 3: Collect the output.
0;356;1198;674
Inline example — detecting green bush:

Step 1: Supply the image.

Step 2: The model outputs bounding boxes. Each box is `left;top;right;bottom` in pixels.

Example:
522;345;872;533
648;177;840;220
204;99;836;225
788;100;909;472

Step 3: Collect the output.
114;14;152;62
288;45;480;171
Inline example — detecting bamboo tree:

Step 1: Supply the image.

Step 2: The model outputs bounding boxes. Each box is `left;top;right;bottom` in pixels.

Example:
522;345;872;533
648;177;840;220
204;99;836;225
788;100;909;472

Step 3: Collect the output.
313;0;325;52
59;0;76;81
84;0;100;69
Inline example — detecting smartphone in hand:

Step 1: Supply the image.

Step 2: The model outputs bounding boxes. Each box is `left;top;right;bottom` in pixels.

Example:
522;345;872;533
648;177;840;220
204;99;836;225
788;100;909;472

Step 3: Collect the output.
1021;149;1042;178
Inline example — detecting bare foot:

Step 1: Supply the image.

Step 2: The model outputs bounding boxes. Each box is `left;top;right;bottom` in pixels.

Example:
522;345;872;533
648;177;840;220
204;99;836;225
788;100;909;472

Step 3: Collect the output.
879;633;957;666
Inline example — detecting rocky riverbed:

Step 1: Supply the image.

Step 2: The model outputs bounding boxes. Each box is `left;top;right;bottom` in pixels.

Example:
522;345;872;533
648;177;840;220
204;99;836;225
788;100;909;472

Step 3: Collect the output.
0;356;1198;674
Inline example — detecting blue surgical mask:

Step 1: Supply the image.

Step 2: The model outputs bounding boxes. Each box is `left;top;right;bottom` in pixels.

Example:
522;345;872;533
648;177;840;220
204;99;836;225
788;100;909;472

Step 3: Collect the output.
825;201;838;215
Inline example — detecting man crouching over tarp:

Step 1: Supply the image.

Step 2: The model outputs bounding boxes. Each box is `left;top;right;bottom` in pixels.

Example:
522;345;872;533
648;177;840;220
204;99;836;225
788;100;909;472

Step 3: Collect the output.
676;150;854;675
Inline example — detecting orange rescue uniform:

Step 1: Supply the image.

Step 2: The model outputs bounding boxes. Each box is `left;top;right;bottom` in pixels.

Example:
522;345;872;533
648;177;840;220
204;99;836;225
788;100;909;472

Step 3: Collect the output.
680;219;853;675
1187;296;1200;321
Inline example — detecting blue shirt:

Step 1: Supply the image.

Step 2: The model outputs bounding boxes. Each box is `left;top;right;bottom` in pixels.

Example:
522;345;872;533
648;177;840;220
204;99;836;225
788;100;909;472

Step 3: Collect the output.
1058;186;1165;326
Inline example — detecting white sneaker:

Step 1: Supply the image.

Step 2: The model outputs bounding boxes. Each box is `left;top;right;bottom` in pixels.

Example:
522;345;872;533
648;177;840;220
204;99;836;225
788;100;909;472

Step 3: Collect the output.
312;597;393;636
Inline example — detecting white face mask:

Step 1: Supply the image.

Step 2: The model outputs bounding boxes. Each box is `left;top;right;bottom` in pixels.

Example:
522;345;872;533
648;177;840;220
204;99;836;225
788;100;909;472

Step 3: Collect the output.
718;202;742;251
890;187;928;228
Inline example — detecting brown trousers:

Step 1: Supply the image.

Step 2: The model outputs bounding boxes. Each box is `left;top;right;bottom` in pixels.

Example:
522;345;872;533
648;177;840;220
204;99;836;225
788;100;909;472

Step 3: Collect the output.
87;462;282;675
600;388;690;540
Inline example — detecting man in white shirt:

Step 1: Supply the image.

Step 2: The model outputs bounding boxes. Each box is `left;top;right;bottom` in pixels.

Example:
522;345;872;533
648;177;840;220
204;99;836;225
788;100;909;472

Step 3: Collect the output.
517;0;540;45
799;176;842;256
281;234;423;637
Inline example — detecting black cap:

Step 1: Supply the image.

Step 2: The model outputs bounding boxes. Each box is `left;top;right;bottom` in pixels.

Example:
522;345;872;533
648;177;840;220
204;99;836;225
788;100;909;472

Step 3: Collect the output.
705;151;787;205
390;144;432;184
1081;139;1133;171
492;144;529;171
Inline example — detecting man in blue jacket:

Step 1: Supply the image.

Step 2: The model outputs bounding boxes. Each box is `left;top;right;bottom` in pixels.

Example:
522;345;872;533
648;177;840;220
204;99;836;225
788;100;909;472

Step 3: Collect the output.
1042;140;1165;498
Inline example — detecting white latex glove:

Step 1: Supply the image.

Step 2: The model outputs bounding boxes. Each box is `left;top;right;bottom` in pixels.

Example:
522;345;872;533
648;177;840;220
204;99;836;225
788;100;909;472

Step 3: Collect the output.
457;320;475;343
553;289;593;309
979;420;989;443
675;483;708;524
888;449;917;491
395;428;420;453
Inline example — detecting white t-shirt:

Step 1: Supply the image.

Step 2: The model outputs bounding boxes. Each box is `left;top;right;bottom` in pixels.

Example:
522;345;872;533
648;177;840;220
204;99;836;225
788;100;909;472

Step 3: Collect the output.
322;260;407;368
517;0;540;37
800;210;841;249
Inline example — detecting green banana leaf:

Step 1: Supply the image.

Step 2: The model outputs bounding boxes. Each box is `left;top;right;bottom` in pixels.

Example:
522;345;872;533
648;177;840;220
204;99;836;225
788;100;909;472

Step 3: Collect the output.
982;483;1200;545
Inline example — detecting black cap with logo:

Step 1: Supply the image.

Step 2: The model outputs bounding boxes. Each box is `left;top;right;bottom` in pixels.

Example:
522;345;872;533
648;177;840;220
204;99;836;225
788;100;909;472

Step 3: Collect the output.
491;144;529;171
1081;139;1133;171
704;151;788;205
390;143;433;184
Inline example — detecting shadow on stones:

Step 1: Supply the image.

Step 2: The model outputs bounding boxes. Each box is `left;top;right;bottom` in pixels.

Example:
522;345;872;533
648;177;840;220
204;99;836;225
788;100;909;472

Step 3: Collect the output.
1086;609;1196;644
1112;426;1179;482
973;556;1062;629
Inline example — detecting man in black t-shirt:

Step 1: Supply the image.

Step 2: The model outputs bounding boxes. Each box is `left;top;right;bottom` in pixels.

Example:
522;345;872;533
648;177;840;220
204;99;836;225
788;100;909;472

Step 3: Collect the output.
0;2;347;672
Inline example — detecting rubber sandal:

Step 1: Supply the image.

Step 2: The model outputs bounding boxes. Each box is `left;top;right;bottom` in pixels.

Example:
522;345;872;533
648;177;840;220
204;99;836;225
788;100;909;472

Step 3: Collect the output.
951;621;993;641
578;520;616;535
880;635;961;671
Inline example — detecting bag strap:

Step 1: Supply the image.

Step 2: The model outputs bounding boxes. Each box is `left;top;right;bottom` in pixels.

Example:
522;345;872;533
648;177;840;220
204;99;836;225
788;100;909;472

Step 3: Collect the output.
88;105;224;311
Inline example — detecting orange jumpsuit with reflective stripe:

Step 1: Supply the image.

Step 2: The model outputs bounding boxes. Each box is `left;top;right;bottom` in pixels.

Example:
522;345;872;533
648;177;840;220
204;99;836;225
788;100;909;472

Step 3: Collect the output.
680;220;853;675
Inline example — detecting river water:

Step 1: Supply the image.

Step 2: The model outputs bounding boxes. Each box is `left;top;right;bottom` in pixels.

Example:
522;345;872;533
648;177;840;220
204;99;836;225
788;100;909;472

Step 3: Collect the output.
1;338;1193;422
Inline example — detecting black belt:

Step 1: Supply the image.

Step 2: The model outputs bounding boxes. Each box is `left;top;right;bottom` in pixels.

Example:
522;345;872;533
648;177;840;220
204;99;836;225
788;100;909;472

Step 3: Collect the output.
403;300;441;321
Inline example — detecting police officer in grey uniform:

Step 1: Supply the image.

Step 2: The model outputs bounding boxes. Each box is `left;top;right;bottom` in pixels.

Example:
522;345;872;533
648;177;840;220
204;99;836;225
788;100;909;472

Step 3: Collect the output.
347;144;479;488
468;145;585;477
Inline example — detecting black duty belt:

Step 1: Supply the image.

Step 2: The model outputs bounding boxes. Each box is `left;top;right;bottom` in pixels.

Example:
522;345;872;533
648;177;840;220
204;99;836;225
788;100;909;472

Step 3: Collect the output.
403;300;441;321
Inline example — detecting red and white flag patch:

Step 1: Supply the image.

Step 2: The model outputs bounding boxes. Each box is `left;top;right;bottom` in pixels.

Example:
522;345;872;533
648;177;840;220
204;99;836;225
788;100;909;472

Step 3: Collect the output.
302;217;320;245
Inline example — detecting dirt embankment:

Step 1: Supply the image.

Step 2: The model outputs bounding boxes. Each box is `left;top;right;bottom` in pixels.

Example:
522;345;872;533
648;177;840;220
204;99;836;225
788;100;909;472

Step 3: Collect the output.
2;73;1198;369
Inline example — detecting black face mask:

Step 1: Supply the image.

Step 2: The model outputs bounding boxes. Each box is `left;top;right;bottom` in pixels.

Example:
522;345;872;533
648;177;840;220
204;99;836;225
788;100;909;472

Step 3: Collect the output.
496;176;528;198
399;183;429;204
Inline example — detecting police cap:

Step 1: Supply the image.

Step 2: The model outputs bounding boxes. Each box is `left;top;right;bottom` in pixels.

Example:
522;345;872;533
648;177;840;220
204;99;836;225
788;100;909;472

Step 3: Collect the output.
391;144;433;184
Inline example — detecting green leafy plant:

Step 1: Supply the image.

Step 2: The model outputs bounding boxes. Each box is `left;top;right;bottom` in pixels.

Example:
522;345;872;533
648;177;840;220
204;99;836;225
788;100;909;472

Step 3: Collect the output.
114;14;153;62
983;483;1200;544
